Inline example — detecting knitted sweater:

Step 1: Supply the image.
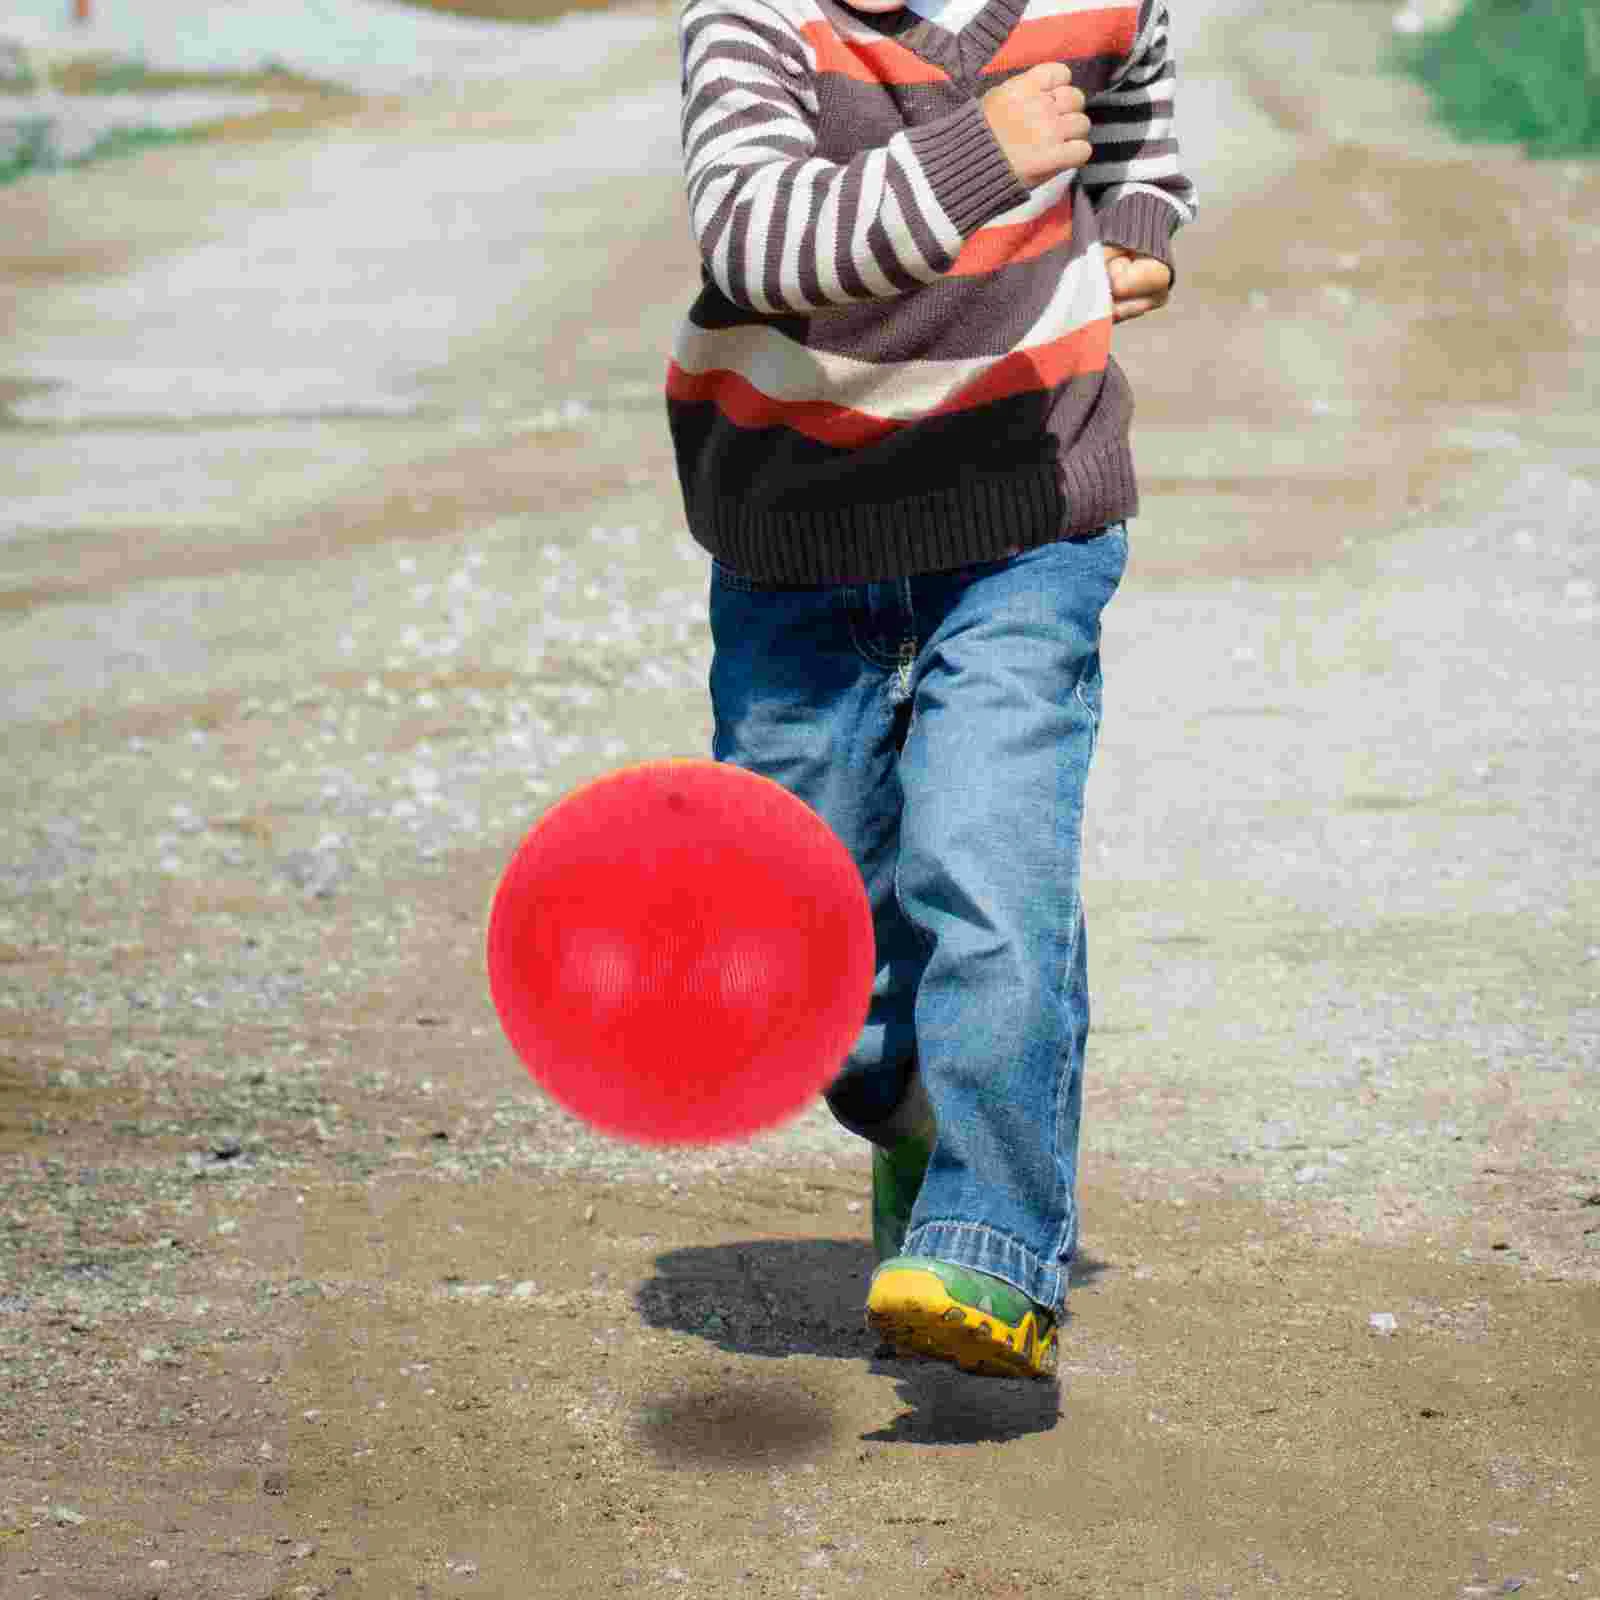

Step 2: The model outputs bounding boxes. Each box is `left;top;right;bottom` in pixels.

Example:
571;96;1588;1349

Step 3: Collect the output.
666;0;1197;584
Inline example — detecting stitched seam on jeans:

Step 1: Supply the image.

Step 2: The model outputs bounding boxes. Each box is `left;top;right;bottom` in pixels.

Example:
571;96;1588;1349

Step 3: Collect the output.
1074;653;1102;759
891;849;936;961
846;608;904;673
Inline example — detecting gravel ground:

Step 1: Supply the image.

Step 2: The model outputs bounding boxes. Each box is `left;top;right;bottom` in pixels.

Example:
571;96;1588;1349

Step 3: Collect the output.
2;0;1597;1595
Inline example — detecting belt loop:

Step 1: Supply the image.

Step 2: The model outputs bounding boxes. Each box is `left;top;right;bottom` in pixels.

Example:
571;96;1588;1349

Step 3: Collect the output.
895;577;917;701
895;637;916;701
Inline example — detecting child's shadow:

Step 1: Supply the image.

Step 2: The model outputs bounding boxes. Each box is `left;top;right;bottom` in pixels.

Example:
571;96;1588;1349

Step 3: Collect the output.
634;1239;1105;1446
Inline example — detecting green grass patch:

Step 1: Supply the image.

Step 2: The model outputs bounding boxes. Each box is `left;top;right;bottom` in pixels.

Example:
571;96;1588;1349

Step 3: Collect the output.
1392;0;1600;158
0;58;365;187
0;119;203;188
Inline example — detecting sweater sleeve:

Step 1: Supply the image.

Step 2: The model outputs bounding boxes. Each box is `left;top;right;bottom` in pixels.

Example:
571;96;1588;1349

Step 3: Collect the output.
1082;0;1198;273
680;0;1030;313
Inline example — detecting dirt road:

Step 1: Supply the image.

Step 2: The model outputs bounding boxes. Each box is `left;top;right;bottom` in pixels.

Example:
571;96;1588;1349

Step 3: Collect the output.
3;1;1597;1596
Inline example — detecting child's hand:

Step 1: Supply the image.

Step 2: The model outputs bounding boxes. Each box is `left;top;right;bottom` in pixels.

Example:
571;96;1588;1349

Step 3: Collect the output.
1105;246;1173;322
981;64;1092;190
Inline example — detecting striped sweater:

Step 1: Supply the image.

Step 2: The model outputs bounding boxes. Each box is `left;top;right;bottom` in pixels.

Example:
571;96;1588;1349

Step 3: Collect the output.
666;0;1197;584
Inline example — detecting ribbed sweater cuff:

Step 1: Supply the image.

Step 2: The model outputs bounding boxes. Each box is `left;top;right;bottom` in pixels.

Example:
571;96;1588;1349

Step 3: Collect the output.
906;100;1031;241
1098;191;1182;280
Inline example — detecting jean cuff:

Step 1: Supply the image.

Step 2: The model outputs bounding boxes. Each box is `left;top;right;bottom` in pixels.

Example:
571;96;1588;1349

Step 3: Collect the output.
902;1218;1070;1315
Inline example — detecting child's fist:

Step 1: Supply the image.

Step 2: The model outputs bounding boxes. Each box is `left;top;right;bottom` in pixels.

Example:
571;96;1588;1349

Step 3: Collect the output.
1105;246;1173;322
981;63;1092;190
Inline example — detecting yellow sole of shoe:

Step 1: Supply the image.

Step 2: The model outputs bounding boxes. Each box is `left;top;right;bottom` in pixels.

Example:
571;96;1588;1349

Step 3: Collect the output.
866;1266;1057;1380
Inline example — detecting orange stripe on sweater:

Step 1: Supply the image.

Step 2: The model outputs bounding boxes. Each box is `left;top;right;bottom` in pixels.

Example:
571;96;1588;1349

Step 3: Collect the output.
940;318;1111;412
982;7;1139;74
666;319;1111;449
669;360;898;447
801;20;950;85
949;201;1073;276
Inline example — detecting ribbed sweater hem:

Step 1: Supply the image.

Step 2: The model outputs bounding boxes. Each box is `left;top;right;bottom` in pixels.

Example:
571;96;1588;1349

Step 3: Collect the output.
1099;191;1182;279
688;439;1138;587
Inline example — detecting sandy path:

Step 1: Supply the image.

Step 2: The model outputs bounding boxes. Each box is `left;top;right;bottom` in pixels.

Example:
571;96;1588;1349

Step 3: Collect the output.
2;1;1596;1596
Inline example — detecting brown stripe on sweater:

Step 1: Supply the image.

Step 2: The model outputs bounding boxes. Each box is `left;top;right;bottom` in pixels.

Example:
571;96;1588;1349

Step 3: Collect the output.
795;174;825;307
812;77;974;163
1089;93;1177;133
726;198;752;309
681;6;806;76
863;208;928;296
884;157;953;280
691;172;741;284
831;159;870;301
762;164;800;310
683;75;806;158
685;100;807;179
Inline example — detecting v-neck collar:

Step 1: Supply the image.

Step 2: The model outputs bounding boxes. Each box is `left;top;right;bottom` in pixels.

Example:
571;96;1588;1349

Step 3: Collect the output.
853;0;1028;84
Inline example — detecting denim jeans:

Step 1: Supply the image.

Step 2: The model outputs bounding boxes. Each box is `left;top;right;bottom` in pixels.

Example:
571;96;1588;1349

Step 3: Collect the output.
708;524;1128;1313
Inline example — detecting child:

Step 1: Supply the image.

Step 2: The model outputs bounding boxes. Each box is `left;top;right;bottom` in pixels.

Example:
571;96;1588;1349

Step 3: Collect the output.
667;0;1196;1377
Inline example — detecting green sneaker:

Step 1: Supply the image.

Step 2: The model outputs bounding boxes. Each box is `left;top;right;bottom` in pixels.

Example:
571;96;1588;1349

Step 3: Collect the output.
865;1068;934;1264
871;1134;931;1264
867;1255;1058;1380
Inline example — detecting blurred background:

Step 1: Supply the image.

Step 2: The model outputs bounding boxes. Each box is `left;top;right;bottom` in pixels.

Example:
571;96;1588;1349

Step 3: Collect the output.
2;1;1597;1594
3;0;1597;184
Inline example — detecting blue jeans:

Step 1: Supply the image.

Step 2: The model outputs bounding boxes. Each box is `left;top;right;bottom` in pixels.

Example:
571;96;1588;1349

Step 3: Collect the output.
708;524;1128;1313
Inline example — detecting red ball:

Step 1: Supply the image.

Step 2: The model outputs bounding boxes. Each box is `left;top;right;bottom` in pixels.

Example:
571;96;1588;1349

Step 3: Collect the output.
486;760;874;1145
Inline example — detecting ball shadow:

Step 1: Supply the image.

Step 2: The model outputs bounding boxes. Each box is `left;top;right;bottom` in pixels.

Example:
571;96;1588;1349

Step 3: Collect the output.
634;1239;1108;1447
631;1376;839;1469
